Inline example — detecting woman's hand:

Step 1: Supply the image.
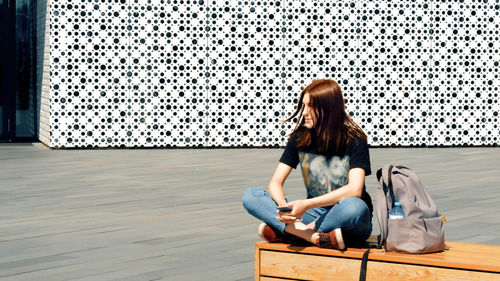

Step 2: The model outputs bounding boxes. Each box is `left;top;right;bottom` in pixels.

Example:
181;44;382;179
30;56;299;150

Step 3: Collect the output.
288;199;308;219
276;204;296;224
277;200;309;224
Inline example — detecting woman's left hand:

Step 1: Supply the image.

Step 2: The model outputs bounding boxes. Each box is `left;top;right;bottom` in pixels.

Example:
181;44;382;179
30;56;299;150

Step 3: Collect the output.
286;199;308;221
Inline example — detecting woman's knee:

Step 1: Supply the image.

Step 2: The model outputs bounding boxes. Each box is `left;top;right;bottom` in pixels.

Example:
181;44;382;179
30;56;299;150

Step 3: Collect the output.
336;198;372;240
242;187;267;209
337;197;370;222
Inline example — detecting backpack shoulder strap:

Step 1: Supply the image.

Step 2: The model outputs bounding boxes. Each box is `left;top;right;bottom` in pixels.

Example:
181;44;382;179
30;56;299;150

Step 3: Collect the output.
375;166;392;248
387;165;396;206
376;164;403;248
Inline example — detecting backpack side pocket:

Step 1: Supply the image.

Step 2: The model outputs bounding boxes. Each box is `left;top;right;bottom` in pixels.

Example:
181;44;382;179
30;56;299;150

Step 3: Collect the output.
386;216;445;253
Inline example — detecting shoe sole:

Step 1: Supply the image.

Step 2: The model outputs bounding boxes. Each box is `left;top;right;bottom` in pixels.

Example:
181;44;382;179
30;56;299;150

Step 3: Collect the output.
334;228;346;250
257;223;268;242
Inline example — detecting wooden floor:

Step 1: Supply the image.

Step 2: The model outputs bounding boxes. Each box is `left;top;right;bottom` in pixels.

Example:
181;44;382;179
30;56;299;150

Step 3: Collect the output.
0;143;499;280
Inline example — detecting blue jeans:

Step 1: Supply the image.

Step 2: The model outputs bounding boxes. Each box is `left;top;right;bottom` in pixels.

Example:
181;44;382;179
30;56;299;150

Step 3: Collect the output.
242;187;372;245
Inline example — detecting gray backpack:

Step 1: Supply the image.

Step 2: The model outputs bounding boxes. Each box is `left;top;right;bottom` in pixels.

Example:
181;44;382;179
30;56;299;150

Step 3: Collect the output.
376;165;445;253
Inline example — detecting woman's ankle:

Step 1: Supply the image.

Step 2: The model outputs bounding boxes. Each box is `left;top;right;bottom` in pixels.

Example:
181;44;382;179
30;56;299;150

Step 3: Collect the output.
310;232;320;245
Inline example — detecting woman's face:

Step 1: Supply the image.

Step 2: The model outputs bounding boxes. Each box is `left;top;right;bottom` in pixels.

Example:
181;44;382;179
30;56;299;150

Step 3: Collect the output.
302;93;317;129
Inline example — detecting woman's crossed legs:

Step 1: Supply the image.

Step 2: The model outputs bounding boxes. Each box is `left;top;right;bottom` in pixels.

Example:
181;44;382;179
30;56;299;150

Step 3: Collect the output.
242;186;372;247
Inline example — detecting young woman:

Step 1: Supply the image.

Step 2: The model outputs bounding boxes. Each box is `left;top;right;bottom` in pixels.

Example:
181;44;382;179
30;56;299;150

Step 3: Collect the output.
242;79;373;249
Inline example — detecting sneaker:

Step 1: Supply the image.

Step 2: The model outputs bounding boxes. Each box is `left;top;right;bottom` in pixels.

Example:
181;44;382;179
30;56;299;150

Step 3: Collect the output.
316;228;346;250
257;223;286;243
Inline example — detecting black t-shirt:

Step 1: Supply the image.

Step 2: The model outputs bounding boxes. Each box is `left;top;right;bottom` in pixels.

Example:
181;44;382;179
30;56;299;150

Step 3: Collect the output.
279;133;373;215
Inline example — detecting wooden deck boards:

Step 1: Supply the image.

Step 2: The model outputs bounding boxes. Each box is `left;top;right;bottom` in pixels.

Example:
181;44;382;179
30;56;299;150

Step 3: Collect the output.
0;143;499;280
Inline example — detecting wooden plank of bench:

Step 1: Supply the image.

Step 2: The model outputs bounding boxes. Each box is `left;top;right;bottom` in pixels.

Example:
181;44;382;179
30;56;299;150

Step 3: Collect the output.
259;250;500;281
365;260;500;281
254;244;260;280
260;250;361;280
256;241;500;273
368;241;500;273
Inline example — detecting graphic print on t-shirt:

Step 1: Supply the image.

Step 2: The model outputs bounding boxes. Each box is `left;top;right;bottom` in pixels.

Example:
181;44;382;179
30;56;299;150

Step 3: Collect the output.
298;152;350;198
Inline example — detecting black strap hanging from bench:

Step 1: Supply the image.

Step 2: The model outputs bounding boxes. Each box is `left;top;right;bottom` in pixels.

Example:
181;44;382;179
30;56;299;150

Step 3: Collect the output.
359;249;370;281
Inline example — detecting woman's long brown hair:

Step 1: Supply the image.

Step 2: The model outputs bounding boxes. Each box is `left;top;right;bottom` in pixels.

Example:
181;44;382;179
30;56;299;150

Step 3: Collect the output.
285;79;367;154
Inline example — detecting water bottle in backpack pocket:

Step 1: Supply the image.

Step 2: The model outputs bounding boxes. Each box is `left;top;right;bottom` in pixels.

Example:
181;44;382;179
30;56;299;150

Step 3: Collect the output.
389;202;404;220
376;165;445;254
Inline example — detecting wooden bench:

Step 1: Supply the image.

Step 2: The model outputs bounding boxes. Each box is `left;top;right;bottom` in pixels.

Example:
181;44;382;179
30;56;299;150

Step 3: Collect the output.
255;240;500;280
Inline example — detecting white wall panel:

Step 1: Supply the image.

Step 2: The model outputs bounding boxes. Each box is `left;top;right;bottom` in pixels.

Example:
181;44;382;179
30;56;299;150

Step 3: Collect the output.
46;0;499;148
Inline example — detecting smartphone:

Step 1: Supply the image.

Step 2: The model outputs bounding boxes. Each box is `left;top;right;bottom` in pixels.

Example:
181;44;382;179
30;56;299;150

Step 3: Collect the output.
277;206;292;212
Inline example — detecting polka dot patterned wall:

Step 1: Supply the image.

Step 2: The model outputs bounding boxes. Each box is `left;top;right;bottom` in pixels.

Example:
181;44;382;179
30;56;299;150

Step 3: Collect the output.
47;0;499;148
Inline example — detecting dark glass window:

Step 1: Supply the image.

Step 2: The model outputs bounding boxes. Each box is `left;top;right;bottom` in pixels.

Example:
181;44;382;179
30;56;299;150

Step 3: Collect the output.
0;0;37;140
